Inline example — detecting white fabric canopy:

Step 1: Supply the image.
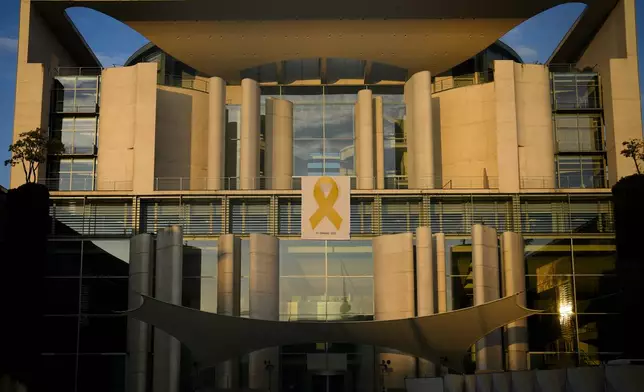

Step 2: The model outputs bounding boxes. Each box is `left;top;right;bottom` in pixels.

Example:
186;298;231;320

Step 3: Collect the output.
128;293;539;372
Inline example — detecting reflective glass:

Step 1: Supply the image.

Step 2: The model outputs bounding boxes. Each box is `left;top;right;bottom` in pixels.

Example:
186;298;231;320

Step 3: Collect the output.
82;240;130;277
324;139;354;175
41;355;76;391
41;316;79;352
55;76;77;89
524;238;572;275
528;314;578;352
184;240;218;278
80;278;128;314
572;238;616;275
324;104;353;139
182;277;217;312
77;355;126;392
577;314;624;353
280;240;325;276
293;105;323;138
75;91;97;110
451;276;474;310
75;117;97;132
326;277;373;318
526;276;575;312
76;76;98;90
293;139;324;176
72;159;95;172
528;352;578;370
326;241;373;276
447;241;472;276
44;278;80;315
280;277;326;320
574;276;621;313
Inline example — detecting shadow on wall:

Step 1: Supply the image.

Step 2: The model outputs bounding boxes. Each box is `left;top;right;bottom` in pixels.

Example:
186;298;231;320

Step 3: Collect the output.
155;89;193;188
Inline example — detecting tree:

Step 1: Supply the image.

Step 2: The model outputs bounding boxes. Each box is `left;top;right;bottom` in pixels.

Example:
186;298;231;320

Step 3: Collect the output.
4;128;64;183
620;138;644;175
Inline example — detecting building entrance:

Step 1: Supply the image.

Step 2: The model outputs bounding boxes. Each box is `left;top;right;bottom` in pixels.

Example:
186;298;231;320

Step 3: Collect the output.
311;374;345;392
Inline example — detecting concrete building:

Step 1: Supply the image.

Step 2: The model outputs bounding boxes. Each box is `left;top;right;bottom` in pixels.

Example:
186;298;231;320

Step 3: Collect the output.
11;0;642;391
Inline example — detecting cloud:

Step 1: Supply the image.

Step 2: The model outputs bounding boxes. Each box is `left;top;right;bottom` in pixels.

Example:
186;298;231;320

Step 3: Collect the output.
96;52;129;67
515;46;539;62
0;37;18;52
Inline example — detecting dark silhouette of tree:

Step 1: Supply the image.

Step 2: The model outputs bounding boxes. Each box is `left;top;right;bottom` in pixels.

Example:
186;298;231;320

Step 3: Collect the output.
620;138;644;174
4;128;63;183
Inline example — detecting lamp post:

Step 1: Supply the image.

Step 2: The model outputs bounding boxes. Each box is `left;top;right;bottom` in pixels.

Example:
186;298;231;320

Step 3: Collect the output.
264;359;275;392
379;359;391;392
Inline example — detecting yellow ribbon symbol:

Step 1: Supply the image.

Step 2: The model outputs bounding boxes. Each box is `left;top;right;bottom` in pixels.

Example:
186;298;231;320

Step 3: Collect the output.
309;176;343;230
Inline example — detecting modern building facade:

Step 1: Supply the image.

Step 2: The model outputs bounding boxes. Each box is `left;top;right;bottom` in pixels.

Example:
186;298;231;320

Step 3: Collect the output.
9;0;643;391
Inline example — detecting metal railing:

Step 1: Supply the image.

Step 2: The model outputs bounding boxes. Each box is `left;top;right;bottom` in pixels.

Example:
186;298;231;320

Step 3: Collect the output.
432;71;493;94
520;176;608;189
39;178;133;192
162;74;209;93
549;63;598;73
53;67;103;77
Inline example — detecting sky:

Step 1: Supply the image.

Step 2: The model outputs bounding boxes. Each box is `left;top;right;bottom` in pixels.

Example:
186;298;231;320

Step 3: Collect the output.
0;1;643;187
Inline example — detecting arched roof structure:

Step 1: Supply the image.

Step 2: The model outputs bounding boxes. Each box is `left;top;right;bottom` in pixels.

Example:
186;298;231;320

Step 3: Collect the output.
34;0;617;82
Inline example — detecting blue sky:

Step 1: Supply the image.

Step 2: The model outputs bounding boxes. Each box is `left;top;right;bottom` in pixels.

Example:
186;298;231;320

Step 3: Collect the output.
0;1;643;187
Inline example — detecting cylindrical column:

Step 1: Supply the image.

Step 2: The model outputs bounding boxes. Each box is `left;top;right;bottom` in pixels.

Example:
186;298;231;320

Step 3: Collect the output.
355;89;374;190
207;77;226;190
433;233;447;314
373;233;416;389
265;98;294;190
415;227;436;377
128;234;154;392
472;224;503;372
404;71;434;189
374;96;385;190
249;234;280;391
216;234;242;389
240;78;260;190
501;232;528;371
153;226;183;392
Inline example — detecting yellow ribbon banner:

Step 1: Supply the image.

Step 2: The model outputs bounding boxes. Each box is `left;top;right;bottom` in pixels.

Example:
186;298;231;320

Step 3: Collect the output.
309;176;343;230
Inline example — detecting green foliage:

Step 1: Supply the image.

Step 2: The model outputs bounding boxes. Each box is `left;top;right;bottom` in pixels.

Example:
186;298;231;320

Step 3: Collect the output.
4;128;64;183
621;138;644;175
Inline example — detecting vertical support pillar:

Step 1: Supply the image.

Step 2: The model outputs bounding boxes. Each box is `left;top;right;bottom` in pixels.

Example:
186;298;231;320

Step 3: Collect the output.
374;96;385;190
128;234;154;392
207;77;226;190
415;227;436;377
494;61;521;192
153;226;183;392
373;233;416;389
472;224;503;372
433;233;447;314
240;78;260;190
404;71;434;189
265;98;294;190
501;232;528;370
355;89;375;189
216;234;242;389
249;234;280;392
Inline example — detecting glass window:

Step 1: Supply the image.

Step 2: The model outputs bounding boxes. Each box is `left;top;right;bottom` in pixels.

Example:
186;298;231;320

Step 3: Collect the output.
280;240;326;276
574;276;621;313
48;158;95;191
327;241;373;276
326;58;365;82
526;276;574;312
524;238;572;275
78;315;127;353
552;73;601;110
80;278;128;314
557;156;605;189
280;277;326;321
184;240;218;278
47;240;82;277
41;355;76;391
53;76;99;113
528;314;578;353
182;277;217;313
82;240;130;277
554;115;603;152
41;316;79;353
577;314;624;353
44;278;80;315
293;139;324;176
283;59;320;83
326;277;373;318
77;355;126;392
572;238;616;275
293;105;324;138
451;276;473;310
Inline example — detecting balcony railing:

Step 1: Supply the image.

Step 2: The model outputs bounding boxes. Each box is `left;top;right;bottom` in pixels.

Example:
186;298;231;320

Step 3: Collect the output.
521;176;608;189
39;178;133;192
53;67;103;77
432;71;493;94
162;74;209;93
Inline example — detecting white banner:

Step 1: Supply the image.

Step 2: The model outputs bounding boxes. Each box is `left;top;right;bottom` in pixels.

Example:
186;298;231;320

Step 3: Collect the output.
301;176;350;240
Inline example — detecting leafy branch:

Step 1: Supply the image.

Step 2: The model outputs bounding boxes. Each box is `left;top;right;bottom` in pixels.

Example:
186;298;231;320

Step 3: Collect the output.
4;128;64;183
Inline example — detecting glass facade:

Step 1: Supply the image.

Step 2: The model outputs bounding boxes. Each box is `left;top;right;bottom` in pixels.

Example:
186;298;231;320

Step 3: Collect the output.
43;190;621;390
551;72;607;189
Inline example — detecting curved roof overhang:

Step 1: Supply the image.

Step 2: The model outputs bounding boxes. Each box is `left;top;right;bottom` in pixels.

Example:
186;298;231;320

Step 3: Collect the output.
33;0;616;81
128;293;540;373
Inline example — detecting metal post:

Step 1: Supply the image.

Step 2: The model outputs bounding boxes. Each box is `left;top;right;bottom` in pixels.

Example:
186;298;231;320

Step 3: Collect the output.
264;360;274;392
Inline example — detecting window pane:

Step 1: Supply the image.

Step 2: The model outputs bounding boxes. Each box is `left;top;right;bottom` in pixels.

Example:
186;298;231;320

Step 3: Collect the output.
55;76;77;89
79;315;127;353
44;278;80;314
326;277;373;318
71;174;94;191
280;241;325;276
293;139;324;176
81;278;128;314
293;105;323;138
71;159;94;172
280;277;326;321
577;314;624;353
61;131;74;153
75;91;97;111
324;139;354;176
526;276;574;312
46;240;82;276
451;276;473;310
77;355;126;392
575;276;621;313
183;277;218;313
528;314;578;353
572;238;616;275
324;104;354;139
327;241;373;276
82;240;130;277
524;238;572;275
76;76;98;90
74;132;96;153
41;316;79;353
75;117;97;132
184;240;218;278
41;355;76;391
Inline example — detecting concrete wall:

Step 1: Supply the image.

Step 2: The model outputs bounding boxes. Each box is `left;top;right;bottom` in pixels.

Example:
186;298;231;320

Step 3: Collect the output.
11;1;79;188
577;0;643;183
155;85;209;189
96;63;158;193
434;83;498;187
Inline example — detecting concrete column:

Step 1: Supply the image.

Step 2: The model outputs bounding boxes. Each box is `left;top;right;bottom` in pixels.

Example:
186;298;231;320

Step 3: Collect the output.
153;226;183;392
265;98;294;190
472;224;503;372
240;78;260;190
216;234;242;389
433;233;448;314
128;234;154;392
373;233;416;389
355;89;375;189
415;227;436;377
494;61;521;192
501;232;528;371
374;96;385;190
207;77;226;190
249;234;280;391
404;71;434;189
